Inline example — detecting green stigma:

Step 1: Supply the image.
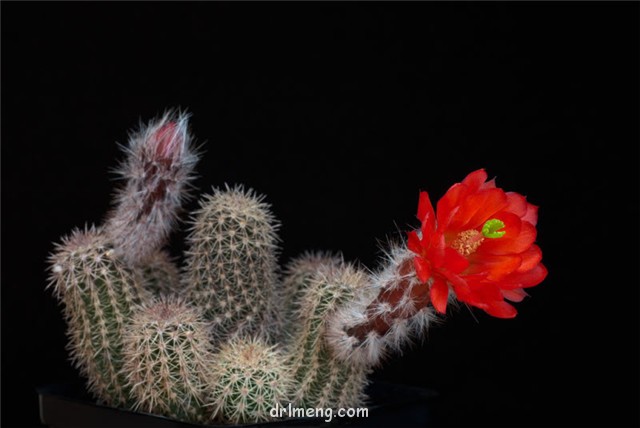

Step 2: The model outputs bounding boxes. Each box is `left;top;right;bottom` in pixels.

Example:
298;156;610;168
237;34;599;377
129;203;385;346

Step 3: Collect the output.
482;219;506;238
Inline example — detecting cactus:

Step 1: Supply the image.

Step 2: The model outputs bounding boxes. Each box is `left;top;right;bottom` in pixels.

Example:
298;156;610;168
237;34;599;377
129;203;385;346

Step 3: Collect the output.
208;336;292;424
48;226;148;407
104;111;198;267
286;254;372;409
46;113;547;425
182;185;280;343
122;297;212;423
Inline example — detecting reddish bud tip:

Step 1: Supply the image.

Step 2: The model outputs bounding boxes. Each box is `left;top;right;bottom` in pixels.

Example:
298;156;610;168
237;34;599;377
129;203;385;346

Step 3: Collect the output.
150;118;187;162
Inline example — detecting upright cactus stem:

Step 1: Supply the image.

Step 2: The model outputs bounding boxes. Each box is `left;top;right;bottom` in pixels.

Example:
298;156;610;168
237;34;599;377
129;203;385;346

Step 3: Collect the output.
122;297;213;423
48;226;148;407
104;111;199;267
182;185;280;343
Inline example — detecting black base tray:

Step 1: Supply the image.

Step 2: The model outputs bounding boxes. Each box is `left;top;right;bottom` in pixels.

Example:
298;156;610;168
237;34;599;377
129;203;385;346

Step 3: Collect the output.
38;382;438;427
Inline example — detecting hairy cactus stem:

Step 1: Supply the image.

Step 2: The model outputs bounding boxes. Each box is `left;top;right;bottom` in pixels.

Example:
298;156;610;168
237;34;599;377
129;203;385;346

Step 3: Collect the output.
326;244;435;367
346;257;430;343
104;111;199;266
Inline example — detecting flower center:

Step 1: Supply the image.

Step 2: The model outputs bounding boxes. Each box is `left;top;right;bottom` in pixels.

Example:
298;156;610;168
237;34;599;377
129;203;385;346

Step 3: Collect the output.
450;230;484;256
451;219;506;256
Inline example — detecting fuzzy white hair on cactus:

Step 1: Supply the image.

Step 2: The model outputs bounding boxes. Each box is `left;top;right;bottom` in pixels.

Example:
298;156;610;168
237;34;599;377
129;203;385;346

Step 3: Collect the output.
104;110;199;267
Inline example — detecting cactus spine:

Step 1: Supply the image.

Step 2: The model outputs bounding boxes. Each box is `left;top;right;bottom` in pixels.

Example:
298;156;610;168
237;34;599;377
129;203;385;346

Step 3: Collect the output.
286;254;371;409
182;186;280;343
122;297;213;423
48;227;148;407
209;337;292;424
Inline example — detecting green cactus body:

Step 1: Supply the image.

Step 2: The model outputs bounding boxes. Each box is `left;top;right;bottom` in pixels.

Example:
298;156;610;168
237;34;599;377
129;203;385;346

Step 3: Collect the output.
209;337;291;424
183;186;280;343
285;255;371;409
48;227;147;407
122;297;212;423
137;250;181;297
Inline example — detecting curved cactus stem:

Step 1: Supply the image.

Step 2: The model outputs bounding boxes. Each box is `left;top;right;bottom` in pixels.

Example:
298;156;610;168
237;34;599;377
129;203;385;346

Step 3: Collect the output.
104;110;199;267
48;226;149;407
285;254;372;409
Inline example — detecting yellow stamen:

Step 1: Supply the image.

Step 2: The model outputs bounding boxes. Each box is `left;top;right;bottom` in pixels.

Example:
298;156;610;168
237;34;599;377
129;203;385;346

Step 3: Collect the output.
450;230;484;256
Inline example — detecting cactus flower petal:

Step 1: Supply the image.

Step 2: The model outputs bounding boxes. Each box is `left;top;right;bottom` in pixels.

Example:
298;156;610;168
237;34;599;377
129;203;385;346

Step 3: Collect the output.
430;278;449;314
412;253;431;283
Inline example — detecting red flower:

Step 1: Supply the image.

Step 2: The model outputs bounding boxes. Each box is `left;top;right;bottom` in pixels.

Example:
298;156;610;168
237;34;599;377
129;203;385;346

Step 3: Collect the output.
407;169;547;318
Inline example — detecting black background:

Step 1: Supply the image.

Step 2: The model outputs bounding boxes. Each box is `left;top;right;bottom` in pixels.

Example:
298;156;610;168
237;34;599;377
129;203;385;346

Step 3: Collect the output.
2;2;638;427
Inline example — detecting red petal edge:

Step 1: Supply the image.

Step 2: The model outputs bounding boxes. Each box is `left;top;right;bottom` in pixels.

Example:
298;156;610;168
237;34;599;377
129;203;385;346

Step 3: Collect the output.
430;278;449;314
